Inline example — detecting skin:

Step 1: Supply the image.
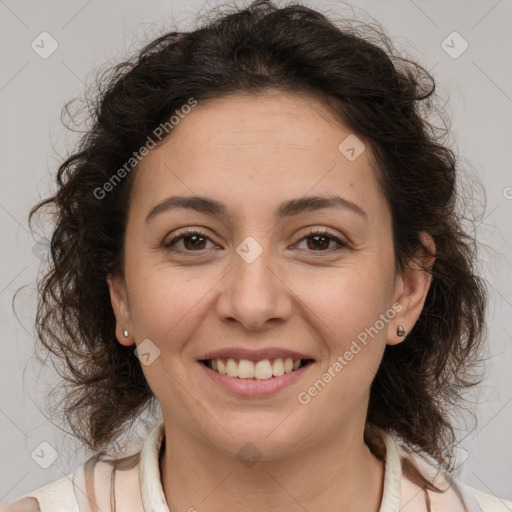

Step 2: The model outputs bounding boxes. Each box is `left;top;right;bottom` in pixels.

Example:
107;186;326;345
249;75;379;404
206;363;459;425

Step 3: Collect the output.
108;89;435;512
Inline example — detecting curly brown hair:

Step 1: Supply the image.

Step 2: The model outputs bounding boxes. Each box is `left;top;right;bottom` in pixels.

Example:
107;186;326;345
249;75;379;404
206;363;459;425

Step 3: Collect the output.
29;0;487;484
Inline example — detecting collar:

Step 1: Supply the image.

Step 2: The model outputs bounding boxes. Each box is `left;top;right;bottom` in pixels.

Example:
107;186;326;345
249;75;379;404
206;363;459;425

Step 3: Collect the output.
139;422;402;512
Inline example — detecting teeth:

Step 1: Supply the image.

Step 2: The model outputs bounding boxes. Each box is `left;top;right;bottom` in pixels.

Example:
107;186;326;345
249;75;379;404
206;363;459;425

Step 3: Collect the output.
217;359;227;375
254;360;273;379
272;358;284;376
208;357;306;380
226;358;238;377
238;359;255;378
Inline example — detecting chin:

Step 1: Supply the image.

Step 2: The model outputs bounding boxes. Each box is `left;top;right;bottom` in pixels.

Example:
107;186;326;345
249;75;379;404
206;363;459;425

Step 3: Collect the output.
201;419;310;461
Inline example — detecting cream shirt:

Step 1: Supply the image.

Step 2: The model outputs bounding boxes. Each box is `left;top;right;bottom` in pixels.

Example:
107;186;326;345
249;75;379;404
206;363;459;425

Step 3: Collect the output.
2;422;511;512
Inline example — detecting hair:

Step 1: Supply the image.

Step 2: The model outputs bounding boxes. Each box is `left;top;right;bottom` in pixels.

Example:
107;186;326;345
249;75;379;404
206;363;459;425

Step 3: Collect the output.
29;0;487;489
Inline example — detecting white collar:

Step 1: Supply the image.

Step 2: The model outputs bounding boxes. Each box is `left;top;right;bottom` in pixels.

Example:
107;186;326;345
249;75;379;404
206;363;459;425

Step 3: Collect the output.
139;421;403;512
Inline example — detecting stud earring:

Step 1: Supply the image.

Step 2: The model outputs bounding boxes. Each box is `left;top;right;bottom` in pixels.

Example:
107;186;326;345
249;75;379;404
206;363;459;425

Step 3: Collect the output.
123;329;129;338
396;325;406;337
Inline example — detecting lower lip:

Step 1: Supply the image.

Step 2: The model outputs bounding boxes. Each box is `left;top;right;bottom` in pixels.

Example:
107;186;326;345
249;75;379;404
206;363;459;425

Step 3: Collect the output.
198;361;314;397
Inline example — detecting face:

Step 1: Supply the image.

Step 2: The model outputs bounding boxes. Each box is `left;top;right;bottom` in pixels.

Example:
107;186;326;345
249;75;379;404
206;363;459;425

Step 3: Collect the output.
108;90;434;459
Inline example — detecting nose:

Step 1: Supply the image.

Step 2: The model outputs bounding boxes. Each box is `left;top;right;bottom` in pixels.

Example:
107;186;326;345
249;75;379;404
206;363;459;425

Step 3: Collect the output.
215;242;293;331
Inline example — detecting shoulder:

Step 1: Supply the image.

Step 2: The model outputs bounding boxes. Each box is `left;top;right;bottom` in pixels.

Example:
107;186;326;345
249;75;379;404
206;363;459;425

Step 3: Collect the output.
386;434;512;512
1;450;143;512
0;455;112;512
465;485;512;512
0;473;77;512
399;464;512;512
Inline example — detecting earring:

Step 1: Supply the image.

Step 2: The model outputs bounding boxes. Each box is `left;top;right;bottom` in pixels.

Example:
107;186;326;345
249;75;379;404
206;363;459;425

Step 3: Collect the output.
123;329;129;338
396;325;406;337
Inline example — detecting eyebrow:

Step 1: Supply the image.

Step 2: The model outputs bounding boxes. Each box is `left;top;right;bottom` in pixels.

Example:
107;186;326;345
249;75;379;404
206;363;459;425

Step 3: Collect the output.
145;194;368;224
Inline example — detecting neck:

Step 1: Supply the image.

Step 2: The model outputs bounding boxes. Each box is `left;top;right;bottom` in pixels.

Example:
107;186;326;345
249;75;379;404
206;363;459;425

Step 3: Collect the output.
159;419;385;512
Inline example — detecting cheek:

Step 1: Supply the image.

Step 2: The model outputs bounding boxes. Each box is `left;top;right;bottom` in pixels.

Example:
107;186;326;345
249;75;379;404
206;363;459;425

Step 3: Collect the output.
125;259;218;348
300;261;390;327
293;263;391;379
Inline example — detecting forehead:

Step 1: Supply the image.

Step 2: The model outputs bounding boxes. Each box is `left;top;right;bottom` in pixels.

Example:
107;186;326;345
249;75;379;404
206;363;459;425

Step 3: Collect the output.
132;91;389;226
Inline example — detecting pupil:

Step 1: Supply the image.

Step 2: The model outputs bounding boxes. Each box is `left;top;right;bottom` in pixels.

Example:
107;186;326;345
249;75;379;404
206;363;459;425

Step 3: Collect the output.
185;235;205;250
308;235;328;250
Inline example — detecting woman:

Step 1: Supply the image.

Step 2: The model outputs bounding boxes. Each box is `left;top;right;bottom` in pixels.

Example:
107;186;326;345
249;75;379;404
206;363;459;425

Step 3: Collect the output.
2;1;511;511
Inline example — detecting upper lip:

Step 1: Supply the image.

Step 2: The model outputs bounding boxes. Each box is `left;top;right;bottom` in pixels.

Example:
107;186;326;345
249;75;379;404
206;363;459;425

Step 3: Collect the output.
199;348;315;362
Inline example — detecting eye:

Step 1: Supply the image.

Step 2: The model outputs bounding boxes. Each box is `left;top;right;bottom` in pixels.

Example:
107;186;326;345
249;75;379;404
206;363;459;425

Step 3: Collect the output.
162;227;348;254
163;229;217;252
294;228;348;252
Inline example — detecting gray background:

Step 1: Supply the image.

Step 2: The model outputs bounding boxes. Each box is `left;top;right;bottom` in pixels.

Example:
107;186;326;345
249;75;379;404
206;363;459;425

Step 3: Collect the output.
1;0;511;503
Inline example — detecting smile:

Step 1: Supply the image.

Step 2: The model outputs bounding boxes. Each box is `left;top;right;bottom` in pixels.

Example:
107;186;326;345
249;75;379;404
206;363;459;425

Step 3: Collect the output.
198;357;315;397
200;357;314;380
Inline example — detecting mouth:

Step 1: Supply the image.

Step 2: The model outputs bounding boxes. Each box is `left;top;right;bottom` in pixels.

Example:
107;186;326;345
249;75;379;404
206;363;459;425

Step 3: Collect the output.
199;357;315;380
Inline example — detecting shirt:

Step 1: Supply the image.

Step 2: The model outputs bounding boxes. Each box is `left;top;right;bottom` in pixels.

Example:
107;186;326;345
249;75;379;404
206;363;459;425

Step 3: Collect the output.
2;421;511;512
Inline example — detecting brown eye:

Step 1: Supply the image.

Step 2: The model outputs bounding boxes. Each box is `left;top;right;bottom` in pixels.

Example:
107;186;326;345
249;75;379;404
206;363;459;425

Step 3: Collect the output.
181;234;208;250
163;229;215;252
306;234;330;251
295;229;347;252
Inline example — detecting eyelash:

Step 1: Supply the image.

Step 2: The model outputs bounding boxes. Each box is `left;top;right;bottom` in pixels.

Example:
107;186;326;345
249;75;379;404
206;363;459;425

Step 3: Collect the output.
163;228;348;255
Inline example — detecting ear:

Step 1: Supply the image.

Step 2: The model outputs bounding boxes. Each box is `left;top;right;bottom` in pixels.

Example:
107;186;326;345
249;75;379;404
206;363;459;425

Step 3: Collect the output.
107;273;135;346
388;231;436;346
